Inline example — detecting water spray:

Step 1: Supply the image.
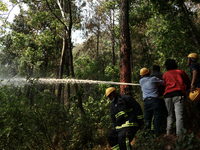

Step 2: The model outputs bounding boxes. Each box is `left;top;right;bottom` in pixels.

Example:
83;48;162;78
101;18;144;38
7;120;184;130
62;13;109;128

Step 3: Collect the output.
37;78;140;86
0;78;140;86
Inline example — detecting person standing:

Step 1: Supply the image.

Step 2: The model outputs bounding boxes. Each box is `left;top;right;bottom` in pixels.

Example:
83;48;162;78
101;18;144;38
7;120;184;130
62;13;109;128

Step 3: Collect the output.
151;65;163;80
187;53;200;110
151;65;167;132
163;59;191;136
106;87;144;150
151;65;165;97
139;68;165;134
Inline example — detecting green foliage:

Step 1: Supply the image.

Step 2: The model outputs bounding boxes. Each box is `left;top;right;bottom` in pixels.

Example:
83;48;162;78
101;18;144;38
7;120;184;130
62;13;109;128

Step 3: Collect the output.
67;88;111;149
0;82;112;150
0;8;63;78
0;84;66;149
175;129;200;150
1;82;200;149
0;1;8;12
0;1;9;34
74;56;99;79
129;0;200;74
74;54;112;81
104;64;120;82
133;128;200;150
103;0;118;10
133;128;165;150
1;0;200;149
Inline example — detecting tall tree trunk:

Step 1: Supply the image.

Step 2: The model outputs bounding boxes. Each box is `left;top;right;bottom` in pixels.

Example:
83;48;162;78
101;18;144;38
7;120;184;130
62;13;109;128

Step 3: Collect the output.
65;35;70;103
110;10;115;66
46;0;86;116
43;49;48;77
67;0;86;117
96;28;100;80
53;28;59;95
54;27;59;78
97;30;99;58
56;28;67;103
120;0;132;95
26;66;34;106
49;30;58;95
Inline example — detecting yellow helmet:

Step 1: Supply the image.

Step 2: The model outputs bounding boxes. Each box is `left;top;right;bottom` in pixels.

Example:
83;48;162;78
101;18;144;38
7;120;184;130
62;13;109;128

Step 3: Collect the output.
187;53;198;60
189;88;200;102
140;68;149;76
105;87;116;97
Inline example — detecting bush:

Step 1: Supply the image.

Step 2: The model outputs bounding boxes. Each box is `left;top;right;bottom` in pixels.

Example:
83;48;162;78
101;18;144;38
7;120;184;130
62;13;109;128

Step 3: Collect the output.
133;127;200;150
0;82;113;150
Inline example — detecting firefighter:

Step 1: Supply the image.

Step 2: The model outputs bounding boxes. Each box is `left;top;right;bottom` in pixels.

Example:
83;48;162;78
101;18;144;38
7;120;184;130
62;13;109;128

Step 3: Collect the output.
187;53;200;110
106;87;144;150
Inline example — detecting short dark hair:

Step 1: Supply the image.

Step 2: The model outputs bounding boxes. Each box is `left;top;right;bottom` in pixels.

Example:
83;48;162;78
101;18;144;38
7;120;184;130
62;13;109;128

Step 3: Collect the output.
164;59;177;70
153;65;160;72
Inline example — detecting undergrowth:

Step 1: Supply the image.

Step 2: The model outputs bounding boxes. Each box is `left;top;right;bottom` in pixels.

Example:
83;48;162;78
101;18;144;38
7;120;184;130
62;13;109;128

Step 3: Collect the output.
1;82;200;150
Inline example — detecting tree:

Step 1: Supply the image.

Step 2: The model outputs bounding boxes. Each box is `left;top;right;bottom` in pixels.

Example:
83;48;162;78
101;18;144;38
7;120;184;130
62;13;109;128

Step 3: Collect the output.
45;0;87;115
129;0;154;74
120;0;132;95
0;1;9;33
150;0;200;50
0;34;19;77
103;0;119;66
83;0;108;57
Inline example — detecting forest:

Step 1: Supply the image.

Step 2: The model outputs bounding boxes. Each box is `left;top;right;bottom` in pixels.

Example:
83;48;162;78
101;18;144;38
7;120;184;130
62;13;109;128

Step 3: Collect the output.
0;0;200;149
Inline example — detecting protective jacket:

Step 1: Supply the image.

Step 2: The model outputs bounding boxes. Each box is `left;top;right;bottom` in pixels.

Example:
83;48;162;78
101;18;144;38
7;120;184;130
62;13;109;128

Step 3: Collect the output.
110;94;144;130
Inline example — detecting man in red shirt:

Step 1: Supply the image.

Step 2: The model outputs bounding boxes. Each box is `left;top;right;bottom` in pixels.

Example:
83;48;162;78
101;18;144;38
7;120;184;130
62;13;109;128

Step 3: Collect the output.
163;59;190;136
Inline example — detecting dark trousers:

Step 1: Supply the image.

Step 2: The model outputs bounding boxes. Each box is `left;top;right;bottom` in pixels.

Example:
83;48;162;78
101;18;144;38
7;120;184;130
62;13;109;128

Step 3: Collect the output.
144;98;162;134
107;128;138;150
197;101;200;111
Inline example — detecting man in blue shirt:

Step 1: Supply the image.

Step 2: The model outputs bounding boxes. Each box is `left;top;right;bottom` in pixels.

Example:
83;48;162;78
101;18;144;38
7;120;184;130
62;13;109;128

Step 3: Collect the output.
139;68;165;134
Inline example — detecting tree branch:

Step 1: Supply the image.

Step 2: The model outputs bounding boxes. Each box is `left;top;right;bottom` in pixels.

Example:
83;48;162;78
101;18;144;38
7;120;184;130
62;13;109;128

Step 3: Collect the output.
45;0;69;32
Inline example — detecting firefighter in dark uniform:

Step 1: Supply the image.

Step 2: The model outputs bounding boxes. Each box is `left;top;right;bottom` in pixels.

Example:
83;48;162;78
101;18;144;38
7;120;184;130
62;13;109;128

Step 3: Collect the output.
106;87;144;150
